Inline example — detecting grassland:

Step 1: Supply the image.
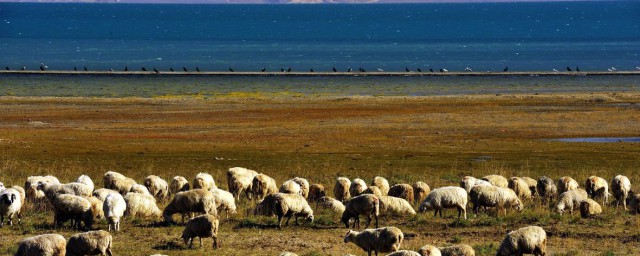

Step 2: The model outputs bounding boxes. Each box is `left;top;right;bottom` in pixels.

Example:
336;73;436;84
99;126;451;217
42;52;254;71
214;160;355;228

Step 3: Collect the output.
1;92;640;255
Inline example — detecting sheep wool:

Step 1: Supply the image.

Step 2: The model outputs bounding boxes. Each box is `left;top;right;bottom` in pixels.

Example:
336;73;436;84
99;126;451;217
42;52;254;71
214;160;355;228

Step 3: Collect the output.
280;180;302;195
52;194;94;230
482;175;509;188
86;196;104;219
124;193;162;219
508;177;532;200
496;226;547;256
388;184;415;205
181;214;220;249
144;175;169;201
103;171;137;195
292;177;310;199
585;176;609;205
15;234;66;256
273;193;314;227
470;185;523;215
192;172;217;191
316;196;346;215
129;184;151;195
557;176;579;194
0;188;22;226
439;244;475;256
334;177;352;202
413;182;431;206
211;188;237;218
251;173;278;201
163;189;217;224
611;175;631;209
103;193;126;231
363;186;383;197
65;230;113;256
580;198;603;218
372;176;390;196
536;176;557;205
387;250;421;256
556;188;588;215
418;245;442;256
344;226;404;256
521;176;538;197
93;188;119;202
378;195;416;216
308;183;326;202
169;176;190;195
227;167;258;200
350;178;368;198
341;194;380;229
460;176;492;194
418;186;468;220
75;175;95;193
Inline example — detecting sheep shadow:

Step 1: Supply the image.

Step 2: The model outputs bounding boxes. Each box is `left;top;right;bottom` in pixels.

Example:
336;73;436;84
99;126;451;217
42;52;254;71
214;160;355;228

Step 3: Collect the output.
233;221;279;230
152;240;188;251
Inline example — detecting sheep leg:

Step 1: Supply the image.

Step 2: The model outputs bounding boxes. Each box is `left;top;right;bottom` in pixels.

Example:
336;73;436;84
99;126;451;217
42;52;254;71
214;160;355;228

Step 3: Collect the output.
285;214;293;226
278;215;284;228
106;247;113;256
188;238;194;248
212;235;219;249
199;237;203;247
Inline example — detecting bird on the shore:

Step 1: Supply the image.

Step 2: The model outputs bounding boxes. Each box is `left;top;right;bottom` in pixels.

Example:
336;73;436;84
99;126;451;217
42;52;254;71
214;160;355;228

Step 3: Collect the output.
108;68;114;72
377;68;384;72
153;68;159;74
464;67;473;72
196;67;200;72
83;66;88;71
310;68;314;72
281;68;285;72
170;67;174;72
124;66;128;72
287;67;292;72
552;69;559;72
141;67;147;71
442;68;449;72
360;68;366;72
347;67;352;72
608;67;617;72
576;66;580;72
503;66;509;72
73;67;78;71
21;66;27;70
405;67;410;72
5;66;9;70
429;68;434;72
332;67;337;72
229;68;234;72
636;66;640;71
183;67;188;72
417;68;422;72
261;67;266;72
39;63;47;71
566;66;572;72
439;68;444;72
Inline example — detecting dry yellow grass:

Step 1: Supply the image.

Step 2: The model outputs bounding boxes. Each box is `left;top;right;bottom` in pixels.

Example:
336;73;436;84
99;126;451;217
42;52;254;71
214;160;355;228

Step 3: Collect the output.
1;93;640;255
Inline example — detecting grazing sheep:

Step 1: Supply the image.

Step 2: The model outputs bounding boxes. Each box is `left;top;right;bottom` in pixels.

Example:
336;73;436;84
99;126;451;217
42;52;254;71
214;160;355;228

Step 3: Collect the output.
580;198;603;218
124;193;162;219
388;184;415;204
211;188;237;218
251;173;278;201
363;186;383;197
344;226;404;256
417;245;442;256
470;186;523;215
144;175;169;201
372;176;390;196
341;194;380;229
25;175;60;192
103;171;137;195
181;214;220;249
350;178;368;198
272;193;314;227
628;193;640;214
76;175;95;192
227;167;258;200
86;196;104;219
103;193;126;231
482;175;509;188
557;176;579;194
418;186;468;220
413;182;431;206
129;184;151;195
0;188;22;226
508;177;532;200
92;188;119;202
65;230;113;256
316;196;345;215
556;188;588;215
279;252;299;256
52;194;94;229
15;234;66;256
496;226;547;256
335;177;351;202
387;250;421;256
280;180;302;195
536;176;557;205
10;185;25;218
253;193;279;217
163;189;217;224
292;177;310;199
169;176;190;196
439;244;476;256
460;176;492;193
25;184;47;208
378;195;416;216
38;182;92;202
521;177;538;197
585;176;609;205
308;183;326;202
192;172;217;191
611;175;631;209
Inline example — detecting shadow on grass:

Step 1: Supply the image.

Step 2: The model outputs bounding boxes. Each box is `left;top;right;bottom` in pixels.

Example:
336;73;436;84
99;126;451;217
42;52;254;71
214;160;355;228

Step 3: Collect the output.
152;240;188;251
133;221;173;228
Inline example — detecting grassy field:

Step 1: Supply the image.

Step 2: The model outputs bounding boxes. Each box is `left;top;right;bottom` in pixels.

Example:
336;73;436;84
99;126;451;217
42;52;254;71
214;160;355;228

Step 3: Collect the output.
1;92;640;255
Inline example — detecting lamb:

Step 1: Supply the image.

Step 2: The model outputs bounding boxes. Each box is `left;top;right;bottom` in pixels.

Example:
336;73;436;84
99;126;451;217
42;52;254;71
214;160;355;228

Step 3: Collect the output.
92;188;119;202
496;226;547;256
611;175;631;209
508;177;532;200
308;183;326;202
292;177;310;199
273;193;314;227
580;198;602;218
372;176;390;196
211;188;237;218
144;175;169;201
103;171;137;195
251;173;278;201
163;189;217;224
341;194;380;229
350;178;368;198
470;186;523;215
129;184;151;195
280;180;302;195
38;182;92;202
378;195;416;216
75;175;95;192
363;186;383;197
343;226;404;256
192;172;217;191
0;188;22;226
536;176;557;205
387;250;421;256
482;175;509;188
557;176;579;194
169;176;190;196
413;182;431;206
585;175;609;205
52;194;94;229
316;196;345;215
335;177;352;202
65;230;113;256
555;188;588;215
460;176;492;193
388;184;415;204
15;234;66;256
103;193;126;231
418;186;468;220
227;167;258;200
124;193;162;219
521;177;538;197
181;214;220;249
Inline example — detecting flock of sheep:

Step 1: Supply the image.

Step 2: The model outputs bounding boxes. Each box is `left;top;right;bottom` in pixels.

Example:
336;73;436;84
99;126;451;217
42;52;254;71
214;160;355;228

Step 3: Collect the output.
0;167;636;255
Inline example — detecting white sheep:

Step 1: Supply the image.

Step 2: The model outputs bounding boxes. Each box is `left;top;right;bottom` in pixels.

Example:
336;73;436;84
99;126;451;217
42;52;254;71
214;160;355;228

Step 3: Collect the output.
75;175;95;192
25;175;59;192
417;245;442;256
585;175;609;205
372;176;390;196
86;196;104;220
496;226;547;256
227;167;258;200
124;192;162;219
129;184;151;195
193;172;217;191
470;185;523;216
557;176;579;194
163;189;217;224
103;193;126;231
418;186;468;220
387;250;421;256
350;178;368;198
335;177;351;202
413;182;431;206
65;230;113;256
429;244;476;256
556;188;588;215
169;176;190;196
482;174;509;188
341;194;380;229
92;188;119;202
521;176;538;198
103;171;137;195
344;226;404;256
308;183;326;202
292;177;310;199
211;188;237;218
52;194;95;229
144;175;169;201
363;186;383;197
253;193;280;217
273;193;314;228
181;214;220;249
378;195;416;216
316;196;345;215
388;184;415;205
251;173;278;201
508;177;532;200
580;198;603;218
0;188;22;226
38;182;92;202
280;180;302;195
536;176;557;205
15;234;66;256
460;176;492;193
611;175;631;209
